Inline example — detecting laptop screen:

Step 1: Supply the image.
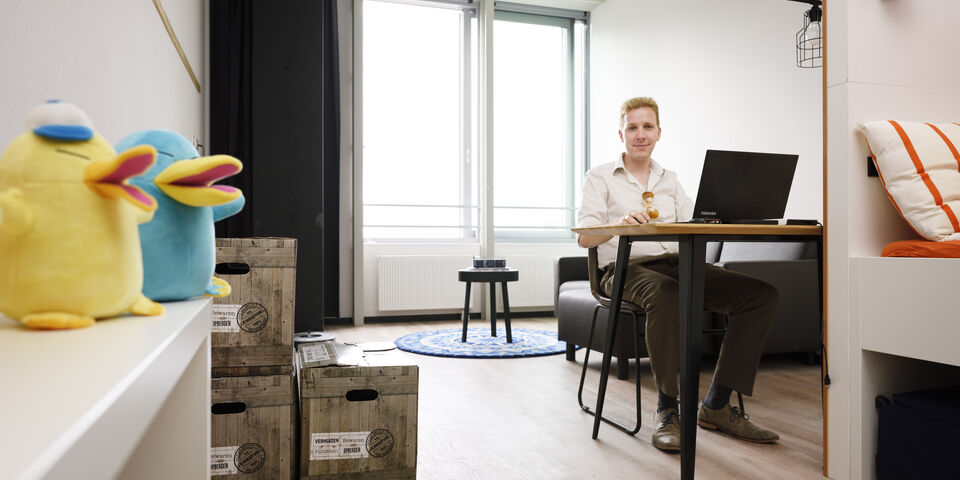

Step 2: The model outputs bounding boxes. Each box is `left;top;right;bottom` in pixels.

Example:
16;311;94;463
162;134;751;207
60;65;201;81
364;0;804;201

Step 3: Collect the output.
691;149;799;222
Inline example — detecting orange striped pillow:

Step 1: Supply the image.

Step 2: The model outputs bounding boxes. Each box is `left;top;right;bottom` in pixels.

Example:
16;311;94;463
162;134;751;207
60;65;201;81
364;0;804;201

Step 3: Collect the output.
860;121;960;241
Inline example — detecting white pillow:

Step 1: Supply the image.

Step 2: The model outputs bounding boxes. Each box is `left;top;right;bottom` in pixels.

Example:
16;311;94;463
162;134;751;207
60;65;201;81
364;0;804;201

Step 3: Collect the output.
860;120;960;241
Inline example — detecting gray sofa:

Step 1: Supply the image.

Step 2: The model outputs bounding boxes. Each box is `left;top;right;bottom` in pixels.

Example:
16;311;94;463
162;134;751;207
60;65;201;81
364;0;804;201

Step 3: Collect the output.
555;241;820;378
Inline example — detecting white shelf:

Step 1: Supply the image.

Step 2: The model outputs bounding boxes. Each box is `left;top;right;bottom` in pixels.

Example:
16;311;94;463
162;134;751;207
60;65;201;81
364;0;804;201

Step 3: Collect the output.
0;298;212;480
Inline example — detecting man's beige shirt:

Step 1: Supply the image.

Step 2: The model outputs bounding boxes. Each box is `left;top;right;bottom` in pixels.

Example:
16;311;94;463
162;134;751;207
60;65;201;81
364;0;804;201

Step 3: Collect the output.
577;156;694;268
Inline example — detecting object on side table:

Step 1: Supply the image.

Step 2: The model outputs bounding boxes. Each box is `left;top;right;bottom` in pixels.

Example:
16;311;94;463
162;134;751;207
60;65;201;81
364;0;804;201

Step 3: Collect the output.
472;258;506;268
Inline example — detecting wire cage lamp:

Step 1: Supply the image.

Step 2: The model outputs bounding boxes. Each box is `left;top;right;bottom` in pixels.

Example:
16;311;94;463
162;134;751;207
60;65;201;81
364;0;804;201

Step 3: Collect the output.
790;0;822;68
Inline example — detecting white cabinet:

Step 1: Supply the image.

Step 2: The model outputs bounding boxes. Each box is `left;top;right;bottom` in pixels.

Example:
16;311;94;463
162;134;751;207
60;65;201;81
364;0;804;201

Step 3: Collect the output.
0;298;212;480
848;258;960;479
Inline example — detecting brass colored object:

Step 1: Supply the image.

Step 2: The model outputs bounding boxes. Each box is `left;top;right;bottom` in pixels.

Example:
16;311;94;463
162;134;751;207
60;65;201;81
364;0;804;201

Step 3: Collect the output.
642;191;659;219
153;0;202;93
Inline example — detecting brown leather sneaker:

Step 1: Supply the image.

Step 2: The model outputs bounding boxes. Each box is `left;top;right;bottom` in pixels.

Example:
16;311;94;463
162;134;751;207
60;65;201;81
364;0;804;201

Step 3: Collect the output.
652;408;681;452
697;403;780;443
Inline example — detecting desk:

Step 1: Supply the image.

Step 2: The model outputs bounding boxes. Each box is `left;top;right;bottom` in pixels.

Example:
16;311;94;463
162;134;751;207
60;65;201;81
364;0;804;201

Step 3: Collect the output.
571;223;822;480
458;268;519;343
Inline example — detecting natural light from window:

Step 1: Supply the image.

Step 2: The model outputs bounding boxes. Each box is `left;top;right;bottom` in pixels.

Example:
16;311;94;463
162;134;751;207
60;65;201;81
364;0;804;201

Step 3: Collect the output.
493;17;571;238
363;1;478;240
362;1;584;242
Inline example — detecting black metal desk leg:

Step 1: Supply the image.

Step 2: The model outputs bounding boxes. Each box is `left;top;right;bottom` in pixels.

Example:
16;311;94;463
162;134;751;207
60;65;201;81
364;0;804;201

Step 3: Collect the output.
501;282;513;343
678;236;706;480
461;281;472;342
489;281;497;337
592;236;633;439
816;236;827;387
816;237;824;337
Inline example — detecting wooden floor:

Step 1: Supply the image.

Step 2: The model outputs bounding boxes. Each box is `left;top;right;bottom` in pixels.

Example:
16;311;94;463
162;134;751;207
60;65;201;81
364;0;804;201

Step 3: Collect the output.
327;316;826;480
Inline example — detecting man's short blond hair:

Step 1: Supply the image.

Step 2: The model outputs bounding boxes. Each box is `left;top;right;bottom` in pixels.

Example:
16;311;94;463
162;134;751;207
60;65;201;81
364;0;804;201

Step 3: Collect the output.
619;97;660;129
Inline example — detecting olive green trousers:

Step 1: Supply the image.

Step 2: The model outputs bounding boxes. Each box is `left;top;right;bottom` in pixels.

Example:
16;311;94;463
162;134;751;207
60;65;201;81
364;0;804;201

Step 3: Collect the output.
601;255;778;398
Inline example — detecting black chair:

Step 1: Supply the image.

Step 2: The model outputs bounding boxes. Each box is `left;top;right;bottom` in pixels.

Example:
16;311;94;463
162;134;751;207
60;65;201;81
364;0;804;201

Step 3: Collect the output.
576;247;731;437
576;247;645;435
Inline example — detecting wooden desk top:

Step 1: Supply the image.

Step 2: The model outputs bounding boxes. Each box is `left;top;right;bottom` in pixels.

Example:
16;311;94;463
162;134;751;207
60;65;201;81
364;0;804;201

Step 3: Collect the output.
572;222;822;237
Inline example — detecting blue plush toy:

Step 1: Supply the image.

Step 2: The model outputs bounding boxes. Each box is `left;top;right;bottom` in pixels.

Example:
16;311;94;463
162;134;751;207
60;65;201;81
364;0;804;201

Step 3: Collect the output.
115;130;244;301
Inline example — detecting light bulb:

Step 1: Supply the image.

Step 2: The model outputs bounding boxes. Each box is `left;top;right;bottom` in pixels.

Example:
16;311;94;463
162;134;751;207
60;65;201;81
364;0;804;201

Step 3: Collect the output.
801;21;821;50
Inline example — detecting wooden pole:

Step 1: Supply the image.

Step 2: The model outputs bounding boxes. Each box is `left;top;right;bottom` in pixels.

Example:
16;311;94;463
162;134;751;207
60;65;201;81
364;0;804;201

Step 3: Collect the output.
153;0;202;94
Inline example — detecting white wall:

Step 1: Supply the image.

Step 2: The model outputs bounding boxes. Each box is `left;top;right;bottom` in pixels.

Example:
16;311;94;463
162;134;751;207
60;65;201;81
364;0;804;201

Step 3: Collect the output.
826;1;960;479
0;0;205;148
590;0;823;221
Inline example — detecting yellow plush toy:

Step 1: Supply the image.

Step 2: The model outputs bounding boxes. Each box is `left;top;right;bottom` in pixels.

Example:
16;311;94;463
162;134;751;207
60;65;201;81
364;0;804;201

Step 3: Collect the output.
0;101;165;329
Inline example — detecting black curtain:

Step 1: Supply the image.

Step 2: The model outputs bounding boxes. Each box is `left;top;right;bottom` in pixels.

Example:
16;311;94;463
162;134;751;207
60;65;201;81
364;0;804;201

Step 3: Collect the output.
210;0;340;332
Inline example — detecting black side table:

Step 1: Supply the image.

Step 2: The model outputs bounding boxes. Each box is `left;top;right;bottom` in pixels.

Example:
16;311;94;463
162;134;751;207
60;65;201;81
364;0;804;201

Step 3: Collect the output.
457;268;519;343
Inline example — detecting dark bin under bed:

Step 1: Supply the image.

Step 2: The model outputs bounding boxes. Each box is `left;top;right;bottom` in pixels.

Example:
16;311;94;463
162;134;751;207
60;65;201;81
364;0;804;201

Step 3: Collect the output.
876;386;960;479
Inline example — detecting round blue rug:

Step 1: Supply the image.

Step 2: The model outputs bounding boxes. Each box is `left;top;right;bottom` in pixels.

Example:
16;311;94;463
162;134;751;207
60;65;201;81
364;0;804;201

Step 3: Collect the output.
394;328;568;358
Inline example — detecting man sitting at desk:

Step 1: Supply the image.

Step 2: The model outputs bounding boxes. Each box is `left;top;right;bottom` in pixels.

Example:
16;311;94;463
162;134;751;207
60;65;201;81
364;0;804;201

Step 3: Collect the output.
577;96;780;452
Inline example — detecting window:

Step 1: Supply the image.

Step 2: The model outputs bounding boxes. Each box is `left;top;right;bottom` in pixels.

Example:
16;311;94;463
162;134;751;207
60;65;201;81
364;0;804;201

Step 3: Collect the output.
362;0;478;241
493;12;586;240
362;1;586;242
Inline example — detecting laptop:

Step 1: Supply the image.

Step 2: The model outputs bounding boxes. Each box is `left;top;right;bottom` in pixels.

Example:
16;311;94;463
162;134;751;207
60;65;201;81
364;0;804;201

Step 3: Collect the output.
689;149;799;224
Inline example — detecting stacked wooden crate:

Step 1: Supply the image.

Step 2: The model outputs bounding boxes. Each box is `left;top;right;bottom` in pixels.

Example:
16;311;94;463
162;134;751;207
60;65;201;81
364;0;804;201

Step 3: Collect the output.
296;345;419;480
210;237;298;479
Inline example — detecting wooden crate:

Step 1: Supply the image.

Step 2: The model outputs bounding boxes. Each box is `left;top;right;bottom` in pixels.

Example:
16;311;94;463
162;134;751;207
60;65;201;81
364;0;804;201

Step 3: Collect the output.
211;375;297;479
213;237;297;376
297;348;419;480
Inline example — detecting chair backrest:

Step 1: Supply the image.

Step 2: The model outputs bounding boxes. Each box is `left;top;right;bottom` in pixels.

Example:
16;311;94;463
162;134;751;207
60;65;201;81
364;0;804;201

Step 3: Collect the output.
588;246;646;313
587;247;610;306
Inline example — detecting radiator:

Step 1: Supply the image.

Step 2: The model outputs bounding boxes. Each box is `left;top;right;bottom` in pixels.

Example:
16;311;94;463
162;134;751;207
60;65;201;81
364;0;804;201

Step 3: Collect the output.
501;255;555;308
377;255;473;311
376;255;556;311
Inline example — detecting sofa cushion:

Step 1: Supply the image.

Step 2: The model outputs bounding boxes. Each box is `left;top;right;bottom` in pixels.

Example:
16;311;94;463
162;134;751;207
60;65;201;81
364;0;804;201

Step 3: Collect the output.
718;241;815;263
559;280;589;296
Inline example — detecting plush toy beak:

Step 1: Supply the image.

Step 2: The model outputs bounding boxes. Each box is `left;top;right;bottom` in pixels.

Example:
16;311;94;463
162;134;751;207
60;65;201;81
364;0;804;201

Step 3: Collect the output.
83;145;158;211
153;155;242;207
